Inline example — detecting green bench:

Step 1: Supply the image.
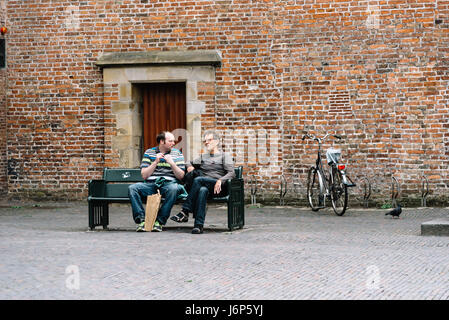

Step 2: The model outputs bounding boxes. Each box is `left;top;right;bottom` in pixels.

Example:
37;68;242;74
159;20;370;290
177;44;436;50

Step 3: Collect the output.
87;167;245;231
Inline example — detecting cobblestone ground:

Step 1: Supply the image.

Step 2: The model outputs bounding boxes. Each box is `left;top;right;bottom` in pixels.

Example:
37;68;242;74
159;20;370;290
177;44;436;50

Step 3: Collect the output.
0;201;448;300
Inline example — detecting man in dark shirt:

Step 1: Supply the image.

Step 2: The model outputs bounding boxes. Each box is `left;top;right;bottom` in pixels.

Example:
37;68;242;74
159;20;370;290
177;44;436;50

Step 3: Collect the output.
170;130;235;234
128;131;185;232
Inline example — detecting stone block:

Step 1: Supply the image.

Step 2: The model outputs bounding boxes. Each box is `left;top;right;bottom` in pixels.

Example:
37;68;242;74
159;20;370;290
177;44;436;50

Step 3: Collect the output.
103;68;126;84
111;101;131;113
119;83;132;101
187;100;205;114
186;81;197;100
421;219;449;236
112;135;133;149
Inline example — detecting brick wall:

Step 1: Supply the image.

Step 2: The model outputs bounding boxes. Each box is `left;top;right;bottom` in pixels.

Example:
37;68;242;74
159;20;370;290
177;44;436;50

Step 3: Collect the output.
279;0;449;206
0;0;6;195
3;0;449;205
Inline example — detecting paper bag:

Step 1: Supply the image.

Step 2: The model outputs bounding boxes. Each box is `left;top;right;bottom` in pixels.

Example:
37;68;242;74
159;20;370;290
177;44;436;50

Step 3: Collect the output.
144;190;161;231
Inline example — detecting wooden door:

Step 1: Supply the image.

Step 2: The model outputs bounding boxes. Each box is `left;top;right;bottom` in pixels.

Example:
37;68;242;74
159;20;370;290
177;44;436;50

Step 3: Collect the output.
142;82;186;151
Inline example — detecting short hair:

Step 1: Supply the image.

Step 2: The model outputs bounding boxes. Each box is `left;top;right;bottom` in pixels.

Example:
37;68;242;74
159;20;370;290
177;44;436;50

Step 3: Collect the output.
202;130;220;142
156;131;168;144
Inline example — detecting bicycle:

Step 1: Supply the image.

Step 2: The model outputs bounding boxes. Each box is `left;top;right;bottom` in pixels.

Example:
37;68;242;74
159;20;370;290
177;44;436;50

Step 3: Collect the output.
302;133;356;216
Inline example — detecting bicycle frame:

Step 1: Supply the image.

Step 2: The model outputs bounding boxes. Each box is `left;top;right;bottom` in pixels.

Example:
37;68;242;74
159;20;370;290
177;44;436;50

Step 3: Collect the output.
302;133;354;210
314;139;330;198
304;133;337;197
303;133;354;213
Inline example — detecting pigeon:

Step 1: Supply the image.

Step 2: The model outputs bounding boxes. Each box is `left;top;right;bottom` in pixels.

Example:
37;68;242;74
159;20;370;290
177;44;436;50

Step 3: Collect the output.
385;204;402;218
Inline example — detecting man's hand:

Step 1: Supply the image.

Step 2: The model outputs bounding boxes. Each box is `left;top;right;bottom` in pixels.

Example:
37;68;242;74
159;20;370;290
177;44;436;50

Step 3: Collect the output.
161;154;185;180
142;154;163;180
187;166;195;173
155;153;165;163
164;154;175;166
214;180;222;194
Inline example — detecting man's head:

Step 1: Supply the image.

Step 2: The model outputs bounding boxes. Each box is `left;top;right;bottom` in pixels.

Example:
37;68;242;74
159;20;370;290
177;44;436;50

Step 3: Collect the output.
157;131;176;153
203;130;220;153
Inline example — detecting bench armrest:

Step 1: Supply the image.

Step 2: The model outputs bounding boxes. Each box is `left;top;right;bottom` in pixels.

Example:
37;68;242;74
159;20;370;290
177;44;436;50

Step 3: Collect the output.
225;176;245;230
226;177;244;200
88;179;106;198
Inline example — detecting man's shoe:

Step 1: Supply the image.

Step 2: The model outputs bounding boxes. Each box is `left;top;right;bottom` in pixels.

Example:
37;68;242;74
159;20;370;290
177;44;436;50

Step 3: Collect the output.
170;211;189;223
191;225;203;234
136;221;145;232
152;221;163;232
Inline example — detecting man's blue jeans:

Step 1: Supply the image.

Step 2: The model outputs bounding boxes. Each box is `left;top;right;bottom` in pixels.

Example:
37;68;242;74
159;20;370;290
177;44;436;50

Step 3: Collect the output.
182;176;227;226
128;181;183;225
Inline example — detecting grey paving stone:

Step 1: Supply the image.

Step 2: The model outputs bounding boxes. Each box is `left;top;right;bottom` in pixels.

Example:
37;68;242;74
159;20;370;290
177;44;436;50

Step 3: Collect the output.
0;202;448;299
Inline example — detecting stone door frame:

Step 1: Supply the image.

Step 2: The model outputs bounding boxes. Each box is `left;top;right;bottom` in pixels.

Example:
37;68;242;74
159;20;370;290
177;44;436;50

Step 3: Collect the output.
96;50;221;168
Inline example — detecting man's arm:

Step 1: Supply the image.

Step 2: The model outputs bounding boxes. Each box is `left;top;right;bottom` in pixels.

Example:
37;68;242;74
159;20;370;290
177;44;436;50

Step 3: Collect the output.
219;152;235;182
141;153;164;180
214;153;235;194
186;156;201;173
164;154;185;180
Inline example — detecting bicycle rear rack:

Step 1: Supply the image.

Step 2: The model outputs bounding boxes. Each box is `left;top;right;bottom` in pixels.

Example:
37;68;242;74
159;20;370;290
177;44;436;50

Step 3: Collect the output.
343;174;357;187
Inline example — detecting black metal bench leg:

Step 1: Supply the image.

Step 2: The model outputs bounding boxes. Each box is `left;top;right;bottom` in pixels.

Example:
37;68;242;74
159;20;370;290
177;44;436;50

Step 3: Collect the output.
226;179;245;231
101;202;109;229
88;201;95;230
88;201;109;230
227;200;241;231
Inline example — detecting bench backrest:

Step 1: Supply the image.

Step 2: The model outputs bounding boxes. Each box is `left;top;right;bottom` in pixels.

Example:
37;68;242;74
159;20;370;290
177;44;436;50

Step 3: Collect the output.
101;166;242;198
103;168;144;182
102;169;143;198
103;167;242;181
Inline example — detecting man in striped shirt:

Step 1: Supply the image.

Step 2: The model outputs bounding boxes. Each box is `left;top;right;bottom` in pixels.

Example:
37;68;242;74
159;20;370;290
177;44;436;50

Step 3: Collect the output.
128;131;186;232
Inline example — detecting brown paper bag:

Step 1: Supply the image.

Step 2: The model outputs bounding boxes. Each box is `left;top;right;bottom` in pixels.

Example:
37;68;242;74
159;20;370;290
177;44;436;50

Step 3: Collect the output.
144;190;161;231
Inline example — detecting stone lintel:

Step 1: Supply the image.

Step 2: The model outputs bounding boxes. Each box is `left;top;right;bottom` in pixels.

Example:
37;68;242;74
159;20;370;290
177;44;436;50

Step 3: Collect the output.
96;50;222;68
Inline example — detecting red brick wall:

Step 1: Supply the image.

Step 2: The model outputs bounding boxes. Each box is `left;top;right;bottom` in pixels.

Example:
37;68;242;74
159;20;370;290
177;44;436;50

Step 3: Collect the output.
0;0;7;195
279;0;449;206
3;0;449;205
6;0;105;199
0;64;5;196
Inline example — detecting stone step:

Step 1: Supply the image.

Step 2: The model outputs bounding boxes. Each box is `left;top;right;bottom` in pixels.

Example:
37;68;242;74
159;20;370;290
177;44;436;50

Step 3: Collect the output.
421;219;449;236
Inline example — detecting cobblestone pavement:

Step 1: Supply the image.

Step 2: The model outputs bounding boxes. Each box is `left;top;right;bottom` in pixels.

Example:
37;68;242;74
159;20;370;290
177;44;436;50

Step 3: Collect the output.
0;201;448;300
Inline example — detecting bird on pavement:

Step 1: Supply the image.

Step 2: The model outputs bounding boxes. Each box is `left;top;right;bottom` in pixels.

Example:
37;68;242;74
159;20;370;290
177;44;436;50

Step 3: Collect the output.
385;204;402;218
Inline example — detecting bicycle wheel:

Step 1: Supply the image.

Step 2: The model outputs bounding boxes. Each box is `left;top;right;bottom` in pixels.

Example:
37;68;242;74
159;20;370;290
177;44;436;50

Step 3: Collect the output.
307;167;322;211
330;166;348;216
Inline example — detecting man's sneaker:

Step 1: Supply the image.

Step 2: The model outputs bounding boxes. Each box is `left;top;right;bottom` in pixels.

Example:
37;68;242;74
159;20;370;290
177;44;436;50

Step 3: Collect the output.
136;221;145;232
152;221;163;232
191;225;203;234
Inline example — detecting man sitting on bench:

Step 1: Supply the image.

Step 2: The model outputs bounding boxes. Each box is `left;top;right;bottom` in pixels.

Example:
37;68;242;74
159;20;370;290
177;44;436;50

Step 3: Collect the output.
128;131;186;232
170;130;235;234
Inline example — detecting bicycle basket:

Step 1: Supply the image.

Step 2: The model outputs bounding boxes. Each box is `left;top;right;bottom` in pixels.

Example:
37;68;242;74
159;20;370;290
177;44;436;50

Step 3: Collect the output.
326;148;341;164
